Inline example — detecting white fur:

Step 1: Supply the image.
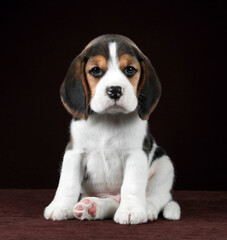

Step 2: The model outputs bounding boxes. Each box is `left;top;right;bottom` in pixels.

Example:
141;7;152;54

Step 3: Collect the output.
44;41;181;224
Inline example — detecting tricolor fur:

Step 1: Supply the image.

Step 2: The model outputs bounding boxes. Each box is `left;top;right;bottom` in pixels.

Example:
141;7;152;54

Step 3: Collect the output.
44;34;181;224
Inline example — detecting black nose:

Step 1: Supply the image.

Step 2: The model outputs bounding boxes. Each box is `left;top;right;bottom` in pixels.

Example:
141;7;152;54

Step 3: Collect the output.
106;86;123;100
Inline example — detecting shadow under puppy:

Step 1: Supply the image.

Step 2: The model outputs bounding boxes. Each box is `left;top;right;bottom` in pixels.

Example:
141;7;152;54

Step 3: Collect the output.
44;34;181;224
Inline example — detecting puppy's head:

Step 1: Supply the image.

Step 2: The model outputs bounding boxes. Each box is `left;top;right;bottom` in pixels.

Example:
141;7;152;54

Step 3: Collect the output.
60;34;161;120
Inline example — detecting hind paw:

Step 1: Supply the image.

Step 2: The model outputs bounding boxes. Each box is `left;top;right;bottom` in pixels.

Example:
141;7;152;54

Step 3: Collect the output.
73;198;97;220
163;201;181;220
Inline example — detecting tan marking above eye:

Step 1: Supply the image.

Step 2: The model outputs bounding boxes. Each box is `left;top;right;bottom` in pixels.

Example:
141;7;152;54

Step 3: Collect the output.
119;54;140;71
86;55;108;73
86;55;108;99
119;54;141;95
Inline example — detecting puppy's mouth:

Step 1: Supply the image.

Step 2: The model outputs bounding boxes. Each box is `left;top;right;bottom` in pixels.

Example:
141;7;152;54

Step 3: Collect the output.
104;102;128;114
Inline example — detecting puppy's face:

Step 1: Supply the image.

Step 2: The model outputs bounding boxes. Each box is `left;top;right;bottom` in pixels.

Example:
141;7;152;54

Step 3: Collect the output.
86;42;140;114
60;35;161;120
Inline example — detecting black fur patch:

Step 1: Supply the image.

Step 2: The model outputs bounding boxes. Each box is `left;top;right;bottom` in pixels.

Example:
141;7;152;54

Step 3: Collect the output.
137;61;161;119
73;116;80;121
152;146;166;161
60;57;88;119
84;41;109;60
142;129;154;157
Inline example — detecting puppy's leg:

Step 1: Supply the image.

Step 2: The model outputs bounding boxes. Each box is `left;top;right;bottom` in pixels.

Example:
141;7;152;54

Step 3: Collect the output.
146;156;181;221
73;196;120;220
114;150;148;225
44;150;83;221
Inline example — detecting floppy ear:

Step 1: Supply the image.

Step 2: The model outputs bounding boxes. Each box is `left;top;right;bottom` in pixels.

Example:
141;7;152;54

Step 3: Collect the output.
60;55;90;120
137;55;162;120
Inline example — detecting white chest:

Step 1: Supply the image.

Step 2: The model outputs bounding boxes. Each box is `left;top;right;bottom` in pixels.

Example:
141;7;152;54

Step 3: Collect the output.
70;113;147;195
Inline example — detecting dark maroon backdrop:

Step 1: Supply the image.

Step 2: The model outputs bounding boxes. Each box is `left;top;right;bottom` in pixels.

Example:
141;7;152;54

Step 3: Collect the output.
1;1;226;190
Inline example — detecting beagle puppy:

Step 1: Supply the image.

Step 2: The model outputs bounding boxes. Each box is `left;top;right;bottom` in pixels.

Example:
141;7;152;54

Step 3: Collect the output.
44;34;181;224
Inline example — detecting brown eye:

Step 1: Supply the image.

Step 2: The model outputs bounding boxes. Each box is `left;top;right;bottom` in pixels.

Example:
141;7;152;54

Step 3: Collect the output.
89;67;103;78
124;66;137;77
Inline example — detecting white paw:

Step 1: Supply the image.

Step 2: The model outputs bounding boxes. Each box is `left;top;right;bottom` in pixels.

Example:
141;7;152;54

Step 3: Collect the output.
163;201;181;220
114;205;147;225
147;203;158;221
44;202;75;221
73;198;97;220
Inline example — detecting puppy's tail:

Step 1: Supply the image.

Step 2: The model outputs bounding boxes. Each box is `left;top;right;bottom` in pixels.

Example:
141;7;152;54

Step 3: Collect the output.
163;200;181;220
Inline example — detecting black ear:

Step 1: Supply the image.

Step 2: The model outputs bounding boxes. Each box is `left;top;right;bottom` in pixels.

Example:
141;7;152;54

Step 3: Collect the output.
137;55;162;120
60;55;89;120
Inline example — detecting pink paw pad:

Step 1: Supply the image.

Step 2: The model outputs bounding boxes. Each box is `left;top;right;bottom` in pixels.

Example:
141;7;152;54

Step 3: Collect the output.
75;205;84;211
88;203;96;217
75;212;83;218
82;199;90;205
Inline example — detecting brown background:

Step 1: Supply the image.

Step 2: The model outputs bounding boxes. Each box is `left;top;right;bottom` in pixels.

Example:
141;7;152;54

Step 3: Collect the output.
1;1;226;190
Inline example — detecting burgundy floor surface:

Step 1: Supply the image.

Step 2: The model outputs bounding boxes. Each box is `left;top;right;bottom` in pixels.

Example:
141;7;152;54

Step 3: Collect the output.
0;190;226;240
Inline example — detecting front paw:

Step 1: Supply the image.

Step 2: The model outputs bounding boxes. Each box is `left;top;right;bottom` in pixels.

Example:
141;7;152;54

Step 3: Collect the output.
44;202;75;221
114;205;147;225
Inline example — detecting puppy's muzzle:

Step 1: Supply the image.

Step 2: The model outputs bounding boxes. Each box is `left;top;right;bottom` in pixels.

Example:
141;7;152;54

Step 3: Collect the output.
106;86;123;101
